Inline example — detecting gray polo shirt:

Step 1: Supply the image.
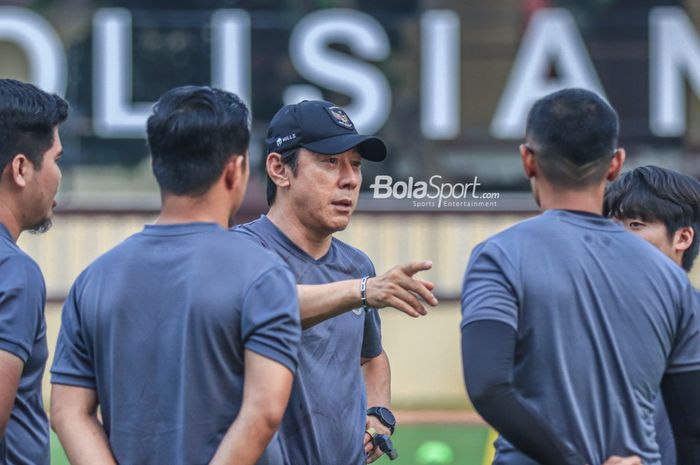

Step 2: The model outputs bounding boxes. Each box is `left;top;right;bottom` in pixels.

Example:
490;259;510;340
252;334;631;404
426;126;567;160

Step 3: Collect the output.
0;224;49;465
235;216;383;465
461;210;700;465
51;222;301;465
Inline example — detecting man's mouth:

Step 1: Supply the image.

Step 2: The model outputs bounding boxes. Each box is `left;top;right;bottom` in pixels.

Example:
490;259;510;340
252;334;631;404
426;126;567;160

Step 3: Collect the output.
332;199;353;209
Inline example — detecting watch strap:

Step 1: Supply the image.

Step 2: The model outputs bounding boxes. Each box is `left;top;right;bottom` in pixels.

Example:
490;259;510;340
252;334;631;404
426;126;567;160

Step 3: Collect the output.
367;406;395;434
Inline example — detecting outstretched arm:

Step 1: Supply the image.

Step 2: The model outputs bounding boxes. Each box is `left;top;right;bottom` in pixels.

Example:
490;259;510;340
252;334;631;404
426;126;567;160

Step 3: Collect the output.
298;260;438;328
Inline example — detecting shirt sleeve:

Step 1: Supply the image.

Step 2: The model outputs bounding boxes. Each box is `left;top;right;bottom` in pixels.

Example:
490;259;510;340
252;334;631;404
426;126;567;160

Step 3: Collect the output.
50;279;96;388
241;265;301;374
666;284;700;374
230;226;267;248
461;241;520;331
361;308;382;359
0;255;45;363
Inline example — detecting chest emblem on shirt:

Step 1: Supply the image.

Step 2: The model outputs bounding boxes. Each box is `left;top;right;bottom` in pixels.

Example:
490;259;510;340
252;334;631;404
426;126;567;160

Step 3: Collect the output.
352;307;363;315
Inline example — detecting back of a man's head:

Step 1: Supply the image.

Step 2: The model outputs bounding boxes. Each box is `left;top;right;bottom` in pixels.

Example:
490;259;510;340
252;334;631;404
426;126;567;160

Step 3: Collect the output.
0;79;68;175
526;88;619;189
147;86;250;197
604;166;700;271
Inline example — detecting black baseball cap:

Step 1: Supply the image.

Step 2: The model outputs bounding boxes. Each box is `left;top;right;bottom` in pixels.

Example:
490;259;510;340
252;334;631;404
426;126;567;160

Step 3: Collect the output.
265;100;387;162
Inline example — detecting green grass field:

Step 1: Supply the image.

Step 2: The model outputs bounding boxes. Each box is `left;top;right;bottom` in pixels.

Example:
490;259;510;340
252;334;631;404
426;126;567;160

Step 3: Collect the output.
51;425;491;465
391;425;490;464
50;432;69;465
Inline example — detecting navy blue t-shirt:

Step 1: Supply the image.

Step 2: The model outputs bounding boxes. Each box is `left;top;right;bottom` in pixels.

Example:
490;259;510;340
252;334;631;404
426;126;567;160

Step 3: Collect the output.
51;222;301;465
235;216;383;465
0;224;49;465
461;210;700;465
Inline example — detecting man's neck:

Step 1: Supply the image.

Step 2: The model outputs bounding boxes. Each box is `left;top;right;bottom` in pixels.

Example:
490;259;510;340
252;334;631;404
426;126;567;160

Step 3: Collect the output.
0;201;22;241
666;249;685;270
267;204;332;260
157;192;229;228
537;183;605;215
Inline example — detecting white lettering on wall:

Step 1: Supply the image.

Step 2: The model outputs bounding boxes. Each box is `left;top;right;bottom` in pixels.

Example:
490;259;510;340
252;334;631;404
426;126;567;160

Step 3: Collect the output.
491;8;606;139
289;9;391;134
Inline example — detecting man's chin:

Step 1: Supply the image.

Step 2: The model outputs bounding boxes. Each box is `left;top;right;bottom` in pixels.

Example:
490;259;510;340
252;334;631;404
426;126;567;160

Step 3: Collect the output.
328;217;351;232
28;217;53;235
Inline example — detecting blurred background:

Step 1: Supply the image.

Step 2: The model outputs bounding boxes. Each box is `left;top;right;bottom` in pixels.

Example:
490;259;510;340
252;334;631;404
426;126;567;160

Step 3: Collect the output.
4;0;700;463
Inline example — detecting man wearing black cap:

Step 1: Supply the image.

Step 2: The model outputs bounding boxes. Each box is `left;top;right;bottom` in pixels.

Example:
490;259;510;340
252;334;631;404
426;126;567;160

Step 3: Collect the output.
235;100;437;465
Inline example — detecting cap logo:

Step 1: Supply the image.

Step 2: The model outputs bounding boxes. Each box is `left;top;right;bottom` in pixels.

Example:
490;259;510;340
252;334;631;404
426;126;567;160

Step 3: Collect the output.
326;106;354;130
276;133;297;147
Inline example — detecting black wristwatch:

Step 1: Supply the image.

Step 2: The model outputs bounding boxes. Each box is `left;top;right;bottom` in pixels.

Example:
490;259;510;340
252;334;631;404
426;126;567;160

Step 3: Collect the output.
367;406;396;435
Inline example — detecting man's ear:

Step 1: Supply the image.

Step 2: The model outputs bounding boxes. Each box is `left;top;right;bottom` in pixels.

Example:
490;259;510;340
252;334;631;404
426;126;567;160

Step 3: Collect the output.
266;152;290;188
606;148;626;182
223;154;248;190
8;154;31;188
673;226;694;255
520;144;536;179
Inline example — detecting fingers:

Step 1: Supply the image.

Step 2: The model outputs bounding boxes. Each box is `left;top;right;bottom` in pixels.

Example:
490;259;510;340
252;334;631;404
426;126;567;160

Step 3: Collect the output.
619;457;642;465
363;420;388;464
393;287;429;316
602;456;642;465
367;260;438;313
366;447;383;464
364;433;374;453
399;260;433;277
385;296;422;318
396;261;437;306
401;276;438;306
364;425;378;453
415;277;435;291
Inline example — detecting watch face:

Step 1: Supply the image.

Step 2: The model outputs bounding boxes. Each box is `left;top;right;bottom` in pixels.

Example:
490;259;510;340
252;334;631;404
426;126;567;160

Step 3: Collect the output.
380;408;396;425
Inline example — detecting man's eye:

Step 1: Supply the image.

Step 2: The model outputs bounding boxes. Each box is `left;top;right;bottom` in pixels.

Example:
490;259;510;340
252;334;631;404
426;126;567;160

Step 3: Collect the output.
629;221;644;229
326;157;338;164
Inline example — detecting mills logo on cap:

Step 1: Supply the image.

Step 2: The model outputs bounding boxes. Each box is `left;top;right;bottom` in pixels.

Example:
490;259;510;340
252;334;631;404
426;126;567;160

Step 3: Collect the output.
275;133;297;148
265;100;387;162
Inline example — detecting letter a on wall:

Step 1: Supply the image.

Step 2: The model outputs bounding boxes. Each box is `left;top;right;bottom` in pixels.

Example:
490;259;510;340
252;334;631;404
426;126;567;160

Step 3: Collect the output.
490;8;606;139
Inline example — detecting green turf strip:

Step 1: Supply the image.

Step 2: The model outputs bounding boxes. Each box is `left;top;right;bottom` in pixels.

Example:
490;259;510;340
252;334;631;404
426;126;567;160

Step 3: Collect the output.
51;431;69;465
389;425;489;464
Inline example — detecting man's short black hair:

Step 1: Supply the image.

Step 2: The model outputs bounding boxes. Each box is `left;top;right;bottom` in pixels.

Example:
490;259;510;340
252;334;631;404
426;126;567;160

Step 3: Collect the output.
147;86;250;196
266;149;299;206
0;79;68;175
526;88;619;189
604;166;700;272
